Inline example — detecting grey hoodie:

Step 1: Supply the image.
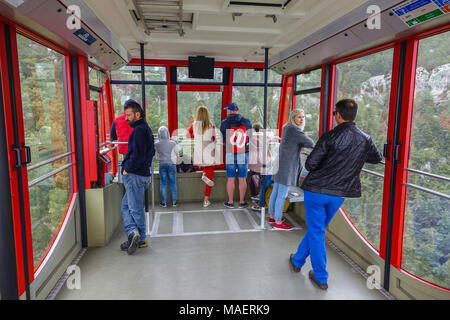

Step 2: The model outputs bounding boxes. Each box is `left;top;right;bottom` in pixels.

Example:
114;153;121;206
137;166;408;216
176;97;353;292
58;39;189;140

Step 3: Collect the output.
155;126;179;164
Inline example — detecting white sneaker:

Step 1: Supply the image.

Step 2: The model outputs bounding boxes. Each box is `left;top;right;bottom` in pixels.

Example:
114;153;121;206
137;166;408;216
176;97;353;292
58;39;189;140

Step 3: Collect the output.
201;175;214;187
251;195;259;201
203;200;211;208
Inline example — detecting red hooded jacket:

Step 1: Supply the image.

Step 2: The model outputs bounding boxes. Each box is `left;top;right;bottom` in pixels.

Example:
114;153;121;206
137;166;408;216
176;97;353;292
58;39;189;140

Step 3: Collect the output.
112;111;133;154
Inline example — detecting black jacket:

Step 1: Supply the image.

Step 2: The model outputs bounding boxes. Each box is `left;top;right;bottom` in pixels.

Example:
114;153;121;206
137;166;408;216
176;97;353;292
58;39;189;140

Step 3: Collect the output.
122;118;155;177
301;122;382;198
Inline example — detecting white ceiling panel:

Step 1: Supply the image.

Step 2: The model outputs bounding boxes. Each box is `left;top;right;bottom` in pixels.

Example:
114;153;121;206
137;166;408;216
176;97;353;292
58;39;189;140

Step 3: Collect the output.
82;0;374;62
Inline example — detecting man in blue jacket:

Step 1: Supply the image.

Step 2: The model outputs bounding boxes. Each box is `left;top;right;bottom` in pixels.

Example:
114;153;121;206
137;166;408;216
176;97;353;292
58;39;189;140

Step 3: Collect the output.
120;101;155;255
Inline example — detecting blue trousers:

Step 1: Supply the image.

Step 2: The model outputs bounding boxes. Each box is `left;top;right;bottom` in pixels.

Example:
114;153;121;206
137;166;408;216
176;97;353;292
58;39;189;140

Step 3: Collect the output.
292;190;344;284
268;182;290;222
159;162;177;204
121;173;151;241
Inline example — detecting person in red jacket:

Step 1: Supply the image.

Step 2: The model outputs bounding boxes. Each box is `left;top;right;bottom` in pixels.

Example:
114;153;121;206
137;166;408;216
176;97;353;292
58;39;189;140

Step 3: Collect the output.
110;99;136;155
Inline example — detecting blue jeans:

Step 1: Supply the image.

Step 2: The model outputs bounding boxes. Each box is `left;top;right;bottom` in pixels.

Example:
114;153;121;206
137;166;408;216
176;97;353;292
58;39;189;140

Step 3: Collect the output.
121;173;151;241
268;182;290;221
292;190;344;284
258;175;272;207
225;153;249;178
159;162;177;204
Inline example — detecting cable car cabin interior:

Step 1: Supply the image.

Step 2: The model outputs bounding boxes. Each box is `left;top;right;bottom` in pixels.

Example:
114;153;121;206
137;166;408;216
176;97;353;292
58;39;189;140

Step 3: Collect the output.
0;0;448;301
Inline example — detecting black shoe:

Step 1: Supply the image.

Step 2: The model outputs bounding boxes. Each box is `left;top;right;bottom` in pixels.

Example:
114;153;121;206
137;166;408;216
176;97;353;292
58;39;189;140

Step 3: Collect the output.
127;231;140;255
138;240;148;248
309;270;328;290
121;239;147;251
289;254;301;273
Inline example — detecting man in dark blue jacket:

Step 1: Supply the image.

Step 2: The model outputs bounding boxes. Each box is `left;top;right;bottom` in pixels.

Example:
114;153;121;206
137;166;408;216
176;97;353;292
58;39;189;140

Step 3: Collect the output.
120;101;155;255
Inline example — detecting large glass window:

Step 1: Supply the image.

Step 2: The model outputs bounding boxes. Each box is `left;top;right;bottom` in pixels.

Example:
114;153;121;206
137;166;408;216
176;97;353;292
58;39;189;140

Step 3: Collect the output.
176;91;223;165
335;48;394;250
111;65;166;82
177;67;223;83
88;66;107;88
232;69;282;130
402;31;449;289
177;91;222;130
233;68;282;83
89;89;103;143
17;34;73;268
295;69;322;143
111;84;168;132
146;85;168;132
112;83;141;117
111;66;167;134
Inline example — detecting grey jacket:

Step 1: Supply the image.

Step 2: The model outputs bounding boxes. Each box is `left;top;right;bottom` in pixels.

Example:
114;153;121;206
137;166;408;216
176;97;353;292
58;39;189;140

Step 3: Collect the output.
155;126;179;164
273;125;314;186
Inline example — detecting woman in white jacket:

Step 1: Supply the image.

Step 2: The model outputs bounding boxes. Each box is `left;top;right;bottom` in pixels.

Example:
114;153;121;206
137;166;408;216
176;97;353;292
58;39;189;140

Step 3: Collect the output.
186;105;217;208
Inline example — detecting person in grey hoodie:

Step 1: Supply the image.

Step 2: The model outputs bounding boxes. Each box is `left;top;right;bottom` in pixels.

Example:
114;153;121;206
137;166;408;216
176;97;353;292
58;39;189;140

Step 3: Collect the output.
268;109;314;230
155;126;180;207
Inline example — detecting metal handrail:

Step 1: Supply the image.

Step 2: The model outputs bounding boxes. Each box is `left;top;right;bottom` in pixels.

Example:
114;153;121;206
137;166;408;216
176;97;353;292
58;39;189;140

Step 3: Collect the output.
28;163;74;188
403;182;450;200
101;141;128;147
362;168;384;178
100;145;118;155
404;168;450;183
27;152;74;172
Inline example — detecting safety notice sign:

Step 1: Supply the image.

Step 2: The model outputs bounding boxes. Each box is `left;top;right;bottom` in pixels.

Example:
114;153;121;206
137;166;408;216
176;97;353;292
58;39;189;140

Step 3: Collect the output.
391;0;449;27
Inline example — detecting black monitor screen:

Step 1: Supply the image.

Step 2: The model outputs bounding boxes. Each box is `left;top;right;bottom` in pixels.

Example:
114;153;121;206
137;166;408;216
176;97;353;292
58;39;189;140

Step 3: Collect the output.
188;56;215;79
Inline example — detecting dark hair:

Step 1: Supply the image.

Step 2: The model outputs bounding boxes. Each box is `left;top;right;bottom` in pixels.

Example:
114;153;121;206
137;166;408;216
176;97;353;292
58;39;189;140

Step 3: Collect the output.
335;99;358;121
124;99;136;110
253;123;263;132
124;101;144;116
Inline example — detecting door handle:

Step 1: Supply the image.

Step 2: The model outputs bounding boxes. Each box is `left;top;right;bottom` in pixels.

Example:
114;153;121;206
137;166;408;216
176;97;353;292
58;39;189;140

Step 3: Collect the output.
12;145;22;169
394;142;403;163
383;140;392;161
21;143;32;166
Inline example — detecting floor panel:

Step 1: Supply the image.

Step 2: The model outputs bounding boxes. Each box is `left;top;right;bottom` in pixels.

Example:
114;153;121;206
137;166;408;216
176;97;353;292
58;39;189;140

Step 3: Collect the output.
55;202;387;300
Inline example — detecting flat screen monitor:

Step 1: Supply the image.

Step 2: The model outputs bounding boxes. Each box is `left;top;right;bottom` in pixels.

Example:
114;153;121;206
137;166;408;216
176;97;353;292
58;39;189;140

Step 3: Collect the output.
188;56;215;79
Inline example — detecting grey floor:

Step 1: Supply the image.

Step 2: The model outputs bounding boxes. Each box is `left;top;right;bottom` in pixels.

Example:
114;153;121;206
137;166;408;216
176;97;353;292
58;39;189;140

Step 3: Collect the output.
55;202;387;300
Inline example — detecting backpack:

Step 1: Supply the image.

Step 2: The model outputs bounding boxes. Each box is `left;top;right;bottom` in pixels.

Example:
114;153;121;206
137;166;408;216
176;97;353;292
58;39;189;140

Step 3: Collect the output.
176;159;196;173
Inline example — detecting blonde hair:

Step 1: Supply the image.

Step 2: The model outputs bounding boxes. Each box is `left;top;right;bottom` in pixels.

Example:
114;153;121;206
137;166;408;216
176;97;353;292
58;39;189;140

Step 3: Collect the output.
288;108;306;130
194;105;213;134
